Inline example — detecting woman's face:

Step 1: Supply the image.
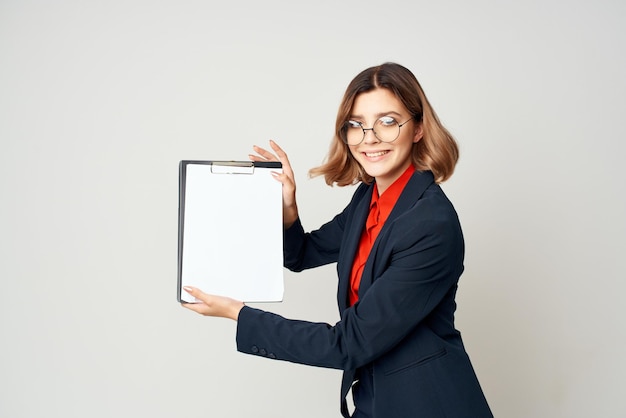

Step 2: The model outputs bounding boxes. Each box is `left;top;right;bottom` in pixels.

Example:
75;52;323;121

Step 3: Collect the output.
347;88;422;194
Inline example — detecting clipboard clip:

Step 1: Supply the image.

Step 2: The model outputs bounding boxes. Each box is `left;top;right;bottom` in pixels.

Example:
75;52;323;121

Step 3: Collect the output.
210;161;255;175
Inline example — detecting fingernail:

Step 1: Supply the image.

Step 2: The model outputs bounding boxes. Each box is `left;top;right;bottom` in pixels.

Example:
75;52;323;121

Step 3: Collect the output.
183;286;193;293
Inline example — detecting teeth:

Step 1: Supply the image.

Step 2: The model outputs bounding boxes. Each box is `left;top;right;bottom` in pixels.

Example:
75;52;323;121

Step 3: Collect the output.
365;151;388;157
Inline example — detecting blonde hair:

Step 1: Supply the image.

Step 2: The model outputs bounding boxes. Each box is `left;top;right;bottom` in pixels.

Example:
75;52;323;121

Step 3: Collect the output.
310;63;459;185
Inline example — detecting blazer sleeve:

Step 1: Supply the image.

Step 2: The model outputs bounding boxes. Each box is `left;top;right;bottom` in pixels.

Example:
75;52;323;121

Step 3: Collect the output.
282;216;343;271
236;197;464;371
283;183;370;272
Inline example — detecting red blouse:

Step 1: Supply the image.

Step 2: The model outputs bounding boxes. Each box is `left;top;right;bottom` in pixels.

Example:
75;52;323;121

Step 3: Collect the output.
348;165;416;306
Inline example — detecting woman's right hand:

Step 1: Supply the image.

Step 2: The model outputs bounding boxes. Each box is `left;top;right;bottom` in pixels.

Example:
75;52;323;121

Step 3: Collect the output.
249;140;299;228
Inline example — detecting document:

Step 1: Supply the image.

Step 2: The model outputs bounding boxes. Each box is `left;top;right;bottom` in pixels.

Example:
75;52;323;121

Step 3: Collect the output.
177;160;284;303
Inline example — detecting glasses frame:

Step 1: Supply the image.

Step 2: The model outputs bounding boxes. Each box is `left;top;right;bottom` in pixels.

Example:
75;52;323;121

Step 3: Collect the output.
341;116;414;145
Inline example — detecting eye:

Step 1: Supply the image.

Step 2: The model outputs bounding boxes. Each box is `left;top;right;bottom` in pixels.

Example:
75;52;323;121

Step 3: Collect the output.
378;116;397;126
347;120;363;129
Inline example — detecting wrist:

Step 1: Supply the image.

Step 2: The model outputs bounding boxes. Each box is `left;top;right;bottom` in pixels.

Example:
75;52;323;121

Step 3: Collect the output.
284;205;298;229
230;301;245;321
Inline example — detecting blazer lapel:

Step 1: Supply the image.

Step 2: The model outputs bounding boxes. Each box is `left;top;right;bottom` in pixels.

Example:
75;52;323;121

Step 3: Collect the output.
336;183;373;312
357;170;435;299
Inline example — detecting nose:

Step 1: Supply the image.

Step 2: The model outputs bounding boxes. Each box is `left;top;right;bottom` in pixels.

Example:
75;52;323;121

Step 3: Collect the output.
362;128;380;144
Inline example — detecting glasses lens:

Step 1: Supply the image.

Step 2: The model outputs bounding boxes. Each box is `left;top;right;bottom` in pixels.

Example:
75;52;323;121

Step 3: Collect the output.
374;117;400;142
343;121;364;145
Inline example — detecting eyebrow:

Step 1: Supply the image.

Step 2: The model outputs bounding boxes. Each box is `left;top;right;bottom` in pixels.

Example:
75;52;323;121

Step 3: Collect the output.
349;110;404;120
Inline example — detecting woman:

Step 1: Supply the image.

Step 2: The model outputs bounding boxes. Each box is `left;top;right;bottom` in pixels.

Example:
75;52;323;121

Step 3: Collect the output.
182;62;493;417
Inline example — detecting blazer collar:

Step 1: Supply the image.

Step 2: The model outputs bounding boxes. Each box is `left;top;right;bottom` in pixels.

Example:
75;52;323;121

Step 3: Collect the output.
385;169;435;225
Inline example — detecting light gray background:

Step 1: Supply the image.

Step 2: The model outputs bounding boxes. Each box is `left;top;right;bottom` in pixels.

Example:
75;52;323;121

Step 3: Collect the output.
1;1;624;417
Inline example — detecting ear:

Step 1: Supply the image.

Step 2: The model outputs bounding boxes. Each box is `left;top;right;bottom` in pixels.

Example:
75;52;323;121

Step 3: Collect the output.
412;122;424;143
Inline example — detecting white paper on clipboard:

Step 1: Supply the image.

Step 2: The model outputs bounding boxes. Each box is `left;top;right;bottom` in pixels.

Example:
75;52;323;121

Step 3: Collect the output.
177;160;284;303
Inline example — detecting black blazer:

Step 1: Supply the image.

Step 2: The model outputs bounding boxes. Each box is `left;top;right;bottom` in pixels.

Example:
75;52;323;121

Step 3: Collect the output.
236;170;492;417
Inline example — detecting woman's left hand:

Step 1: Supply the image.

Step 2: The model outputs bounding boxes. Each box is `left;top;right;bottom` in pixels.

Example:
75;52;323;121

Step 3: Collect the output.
249;140;299;228
181;286;245;321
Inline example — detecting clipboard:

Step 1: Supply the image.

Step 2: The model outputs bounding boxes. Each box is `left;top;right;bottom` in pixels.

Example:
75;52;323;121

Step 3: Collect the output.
177;160;284;303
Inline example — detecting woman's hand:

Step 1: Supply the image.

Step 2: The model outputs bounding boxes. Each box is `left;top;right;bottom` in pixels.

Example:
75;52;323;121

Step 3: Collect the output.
249;140;299;228
181;286;245;321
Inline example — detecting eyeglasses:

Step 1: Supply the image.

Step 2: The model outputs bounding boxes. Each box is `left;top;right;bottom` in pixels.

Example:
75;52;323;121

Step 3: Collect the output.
341;116;413;145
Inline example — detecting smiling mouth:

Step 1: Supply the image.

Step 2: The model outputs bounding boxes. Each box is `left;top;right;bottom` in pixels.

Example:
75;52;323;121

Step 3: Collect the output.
364;150;389;158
